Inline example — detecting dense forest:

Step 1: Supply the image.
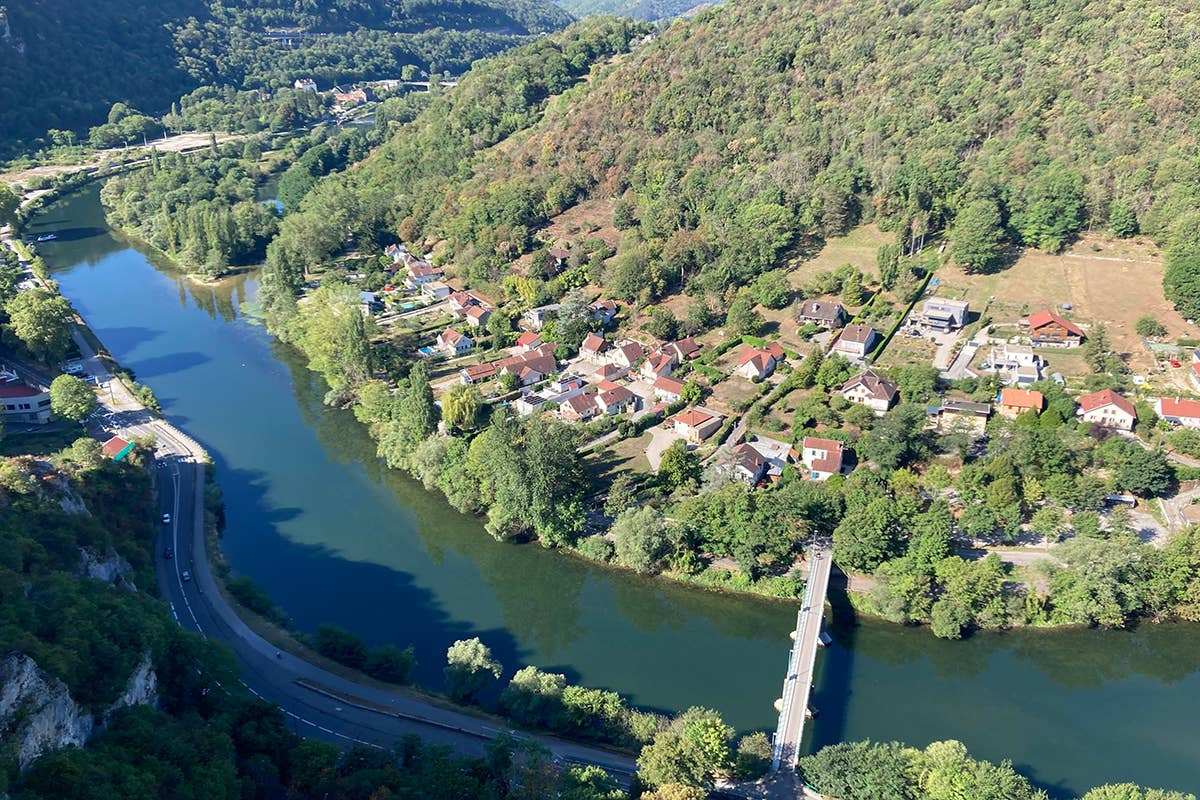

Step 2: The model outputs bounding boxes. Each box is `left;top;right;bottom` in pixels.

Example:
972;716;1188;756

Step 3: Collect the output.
0;0;574;143
551;0;704;22
265;0;1200;322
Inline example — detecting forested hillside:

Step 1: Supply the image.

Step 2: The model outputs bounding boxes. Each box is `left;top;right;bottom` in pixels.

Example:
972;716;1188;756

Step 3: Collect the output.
0;0;574;142
552;0;706;22
269;0;1200;318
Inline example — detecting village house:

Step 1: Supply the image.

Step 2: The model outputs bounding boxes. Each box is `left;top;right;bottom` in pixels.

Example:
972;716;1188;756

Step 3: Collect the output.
653;375;686;404
523;304;561;331
514;331;543;353
559;393;598;422
997;387;1045;418
405;263;443;288
101;435;134;461
464;305;492;328
589;299;619;326
928;399;991;435
736;342;785;381
609;341;644;370
986;343;1042;387
0;374;51;424
593;363;627;382
745;436;793;480
717;444;769;486
921;297;970;331
1155;397;1200;429
514;392;551;416
422;281;451;301
294;78;318;92
547;245;571;270
831;324;880;361
437;328;474;357
459;362;498;384
384;243;407;263
1025;310;1084;347
581;332;608;359
359;291;383;313
1077;389;1136;431
671;407;724;445
663;337;701;362
797;300;847;328
546;377;587;402
839;369;898;415
800;436;845;481
597;384;637;415
448;290;495;317
641;351;676;380
332;86;372;106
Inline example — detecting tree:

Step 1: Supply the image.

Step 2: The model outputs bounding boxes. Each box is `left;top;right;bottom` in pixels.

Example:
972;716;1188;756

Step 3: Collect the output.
658;439;700;490
1116;448;1174;497
1135;316;1166;337
442;383;483;429
364;644;415;683
487;309;514;348
1164;250;1200;320
1108;201;1138;238
877;243;901;289
840;270;864;306
951;199;1005;273
500;666;566;727
612;506;665;574
444;637;502;702
1082;322;1113;373
859;404;931;470
750;270;790;309
378;361;439;468
0;183;19;228
5;288;73;361
312;624;366;669
49;374;98;421
798;741;912;800
725;290;763;336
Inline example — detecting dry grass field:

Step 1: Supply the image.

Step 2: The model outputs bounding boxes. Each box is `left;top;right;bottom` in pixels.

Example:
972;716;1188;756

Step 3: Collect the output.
935;233;1190;374
785;225;892;287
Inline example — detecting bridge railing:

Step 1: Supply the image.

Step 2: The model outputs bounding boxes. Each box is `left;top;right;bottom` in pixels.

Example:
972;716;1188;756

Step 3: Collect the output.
770;555;826;771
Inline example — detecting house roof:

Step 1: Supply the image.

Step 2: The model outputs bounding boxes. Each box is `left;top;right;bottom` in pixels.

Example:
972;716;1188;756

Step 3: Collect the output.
1158;396;1200;420
653;376;686;395
646;352;674;374
1027;310;1084;337
564;394;595;415
101;436;134;460
729;443;767;473
581;332;607;353
924;297;969;313
590;299;617;312
516;331;541;347
548;245;570;260
999;388;1045;409
672;407;719;428
440;328;466;345
596;379;622;393
799;299;845;321
802;436;844;453
0;381;42;398
668;337;701;359
465;305;490;320
840;369;898;402
1079;389;1135;417
599;386;634;406
940;399;991;416
839;324;877;344
738;346;776;373
616;342;643;363
409;263;441;278
765;341;786;360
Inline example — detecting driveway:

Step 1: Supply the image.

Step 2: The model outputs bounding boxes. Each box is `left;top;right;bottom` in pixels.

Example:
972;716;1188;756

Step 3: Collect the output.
645;425;684;471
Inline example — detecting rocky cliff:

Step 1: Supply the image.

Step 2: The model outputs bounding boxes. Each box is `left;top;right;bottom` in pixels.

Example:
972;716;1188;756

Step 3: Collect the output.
0;651;158;770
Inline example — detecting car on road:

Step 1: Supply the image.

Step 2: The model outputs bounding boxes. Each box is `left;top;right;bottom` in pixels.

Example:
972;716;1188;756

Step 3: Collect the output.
164;548;173;559
181;570;191;582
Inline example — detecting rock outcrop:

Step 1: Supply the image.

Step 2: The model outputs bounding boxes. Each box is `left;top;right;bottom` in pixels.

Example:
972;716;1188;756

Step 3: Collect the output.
77;547;135;590
0;651;158;770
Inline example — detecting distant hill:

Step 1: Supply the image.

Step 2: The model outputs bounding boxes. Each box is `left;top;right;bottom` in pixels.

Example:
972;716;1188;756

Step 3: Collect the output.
552;0;713;22
0;0;574;143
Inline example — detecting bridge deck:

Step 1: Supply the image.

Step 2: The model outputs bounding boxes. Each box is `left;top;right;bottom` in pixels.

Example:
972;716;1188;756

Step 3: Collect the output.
770;548;833;772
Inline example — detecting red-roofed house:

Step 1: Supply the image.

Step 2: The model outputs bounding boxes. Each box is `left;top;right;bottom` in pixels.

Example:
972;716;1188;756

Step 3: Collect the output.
597;385;636;415
0;377;51;423
460;362;498;384
997;388;1045;417
839;370;898;415
405;262;443;288
671;407;724;444
1155;397;1200;429
1078;389;1136;431
515;331;542;352
801;436;845;481
717;443;769;486
559;393;597;422
437;328;474;356
653;376;686;403
664;337;701;361
101;436;134;461
641;351;676;380
464;304;492;328
736;346;780;381
581;332;607;359
610;341;644;369
1025;310;1084;347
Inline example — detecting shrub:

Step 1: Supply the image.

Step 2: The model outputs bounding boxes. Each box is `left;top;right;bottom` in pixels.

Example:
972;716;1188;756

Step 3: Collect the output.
313;624;367;669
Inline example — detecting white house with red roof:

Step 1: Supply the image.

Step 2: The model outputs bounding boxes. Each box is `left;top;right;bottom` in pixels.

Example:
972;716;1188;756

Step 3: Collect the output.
405;262;443;288
736;342;785;381
831;324;879;361
609;341;644;369
800;436;845;481
663;337;701;362
1155;396;1200;429
717;444;769;486
437;328;474;356
1077;389;1136;431
0;373;51;424
839;370;898;415
514;331;542;352
641;351;676;380
464;304;492;328
459;362;498;384
671;406;724;444
559;393;598;422
581;332;607;359
597;384;636;415
652;376;686;403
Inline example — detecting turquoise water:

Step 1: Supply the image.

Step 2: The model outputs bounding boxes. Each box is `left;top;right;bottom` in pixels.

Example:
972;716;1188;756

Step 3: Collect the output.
30;185;1200;797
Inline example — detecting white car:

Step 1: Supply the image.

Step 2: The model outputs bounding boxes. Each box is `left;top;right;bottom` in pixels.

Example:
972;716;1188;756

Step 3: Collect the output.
162;513;171;524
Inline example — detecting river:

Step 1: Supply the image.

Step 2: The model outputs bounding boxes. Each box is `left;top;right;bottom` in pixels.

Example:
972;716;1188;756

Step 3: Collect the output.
28;185;1200;798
